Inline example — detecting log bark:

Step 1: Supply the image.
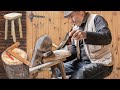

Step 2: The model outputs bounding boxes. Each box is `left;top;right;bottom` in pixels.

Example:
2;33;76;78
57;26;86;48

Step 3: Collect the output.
1;48;29;79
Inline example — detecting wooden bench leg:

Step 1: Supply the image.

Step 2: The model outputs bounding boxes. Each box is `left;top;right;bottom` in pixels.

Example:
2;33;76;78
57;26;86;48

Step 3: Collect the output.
18;18;23;38
57;60;67;79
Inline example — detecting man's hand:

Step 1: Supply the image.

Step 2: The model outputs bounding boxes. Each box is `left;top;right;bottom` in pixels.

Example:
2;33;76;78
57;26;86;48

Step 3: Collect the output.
69;29;87;40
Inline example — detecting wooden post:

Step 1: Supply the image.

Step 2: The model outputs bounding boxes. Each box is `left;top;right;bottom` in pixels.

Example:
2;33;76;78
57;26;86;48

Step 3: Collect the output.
1;48;29;79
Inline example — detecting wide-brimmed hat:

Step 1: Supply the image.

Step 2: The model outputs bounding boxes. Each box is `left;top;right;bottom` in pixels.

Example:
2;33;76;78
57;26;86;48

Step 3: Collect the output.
64;11;73;17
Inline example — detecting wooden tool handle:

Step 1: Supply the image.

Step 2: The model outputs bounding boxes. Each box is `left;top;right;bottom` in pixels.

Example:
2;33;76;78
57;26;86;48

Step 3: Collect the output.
6;42;20;51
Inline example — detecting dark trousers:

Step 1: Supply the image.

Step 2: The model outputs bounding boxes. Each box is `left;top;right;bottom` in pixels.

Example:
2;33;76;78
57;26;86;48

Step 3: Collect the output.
56;59;113;79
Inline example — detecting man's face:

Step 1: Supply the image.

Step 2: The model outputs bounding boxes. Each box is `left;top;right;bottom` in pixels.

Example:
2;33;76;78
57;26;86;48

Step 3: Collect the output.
68;11;84;26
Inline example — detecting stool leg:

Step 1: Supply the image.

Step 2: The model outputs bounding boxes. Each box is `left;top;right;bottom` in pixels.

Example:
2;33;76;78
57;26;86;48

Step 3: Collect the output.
11;20;16;42
57;60;67;79
5;19;8;40
18;18;23;38
51;65;58;78
11;26;12;36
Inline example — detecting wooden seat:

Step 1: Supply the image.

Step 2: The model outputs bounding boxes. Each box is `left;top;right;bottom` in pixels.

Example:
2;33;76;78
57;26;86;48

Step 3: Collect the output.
4;13;23;42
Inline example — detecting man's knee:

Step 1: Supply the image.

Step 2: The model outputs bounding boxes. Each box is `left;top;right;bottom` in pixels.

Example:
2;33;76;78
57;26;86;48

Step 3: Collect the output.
69;68;85;79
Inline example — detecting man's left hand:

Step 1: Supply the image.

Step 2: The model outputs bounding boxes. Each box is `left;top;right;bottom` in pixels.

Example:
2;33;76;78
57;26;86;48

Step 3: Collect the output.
69;29;87;40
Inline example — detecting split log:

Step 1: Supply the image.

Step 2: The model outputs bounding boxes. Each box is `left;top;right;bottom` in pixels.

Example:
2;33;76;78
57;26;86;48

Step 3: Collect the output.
1;48;29;79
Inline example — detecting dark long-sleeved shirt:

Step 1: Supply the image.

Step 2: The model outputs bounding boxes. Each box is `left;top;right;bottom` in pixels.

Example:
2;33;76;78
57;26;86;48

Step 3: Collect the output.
66;12;112;63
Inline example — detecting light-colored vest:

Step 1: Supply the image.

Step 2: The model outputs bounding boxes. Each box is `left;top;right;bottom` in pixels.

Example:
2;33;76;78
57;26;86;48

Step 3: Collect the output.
73;14;113;66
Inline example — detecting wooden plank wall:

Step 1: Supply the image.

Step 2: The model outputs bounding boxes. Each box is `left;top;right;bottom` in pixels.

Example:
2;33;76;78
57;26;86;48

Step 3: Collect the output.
26;11;72;79
26;11;120;79
0;11;26;79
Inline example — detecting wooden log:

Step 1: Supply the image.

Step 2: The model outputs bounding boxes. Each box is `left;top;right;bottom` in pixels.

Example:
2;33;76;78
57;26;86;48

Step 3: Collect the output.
1;48;29;79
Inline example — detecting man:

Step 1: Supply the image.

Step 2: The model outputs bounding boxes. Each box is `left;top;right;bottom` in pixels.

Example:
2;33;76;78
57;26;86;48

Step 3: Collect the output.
58;11;113;79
